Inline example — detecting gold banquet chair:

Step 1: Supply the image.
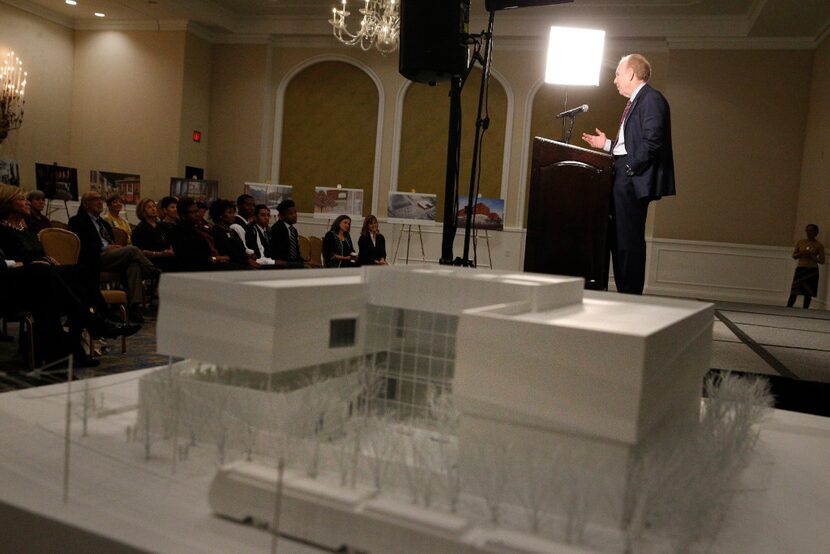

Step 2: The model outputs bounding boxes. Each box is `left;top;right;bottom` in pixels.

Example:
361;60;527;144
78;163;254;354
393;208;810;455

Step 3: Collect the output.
298;235;311;264
308;236;323;268
38;227;129;354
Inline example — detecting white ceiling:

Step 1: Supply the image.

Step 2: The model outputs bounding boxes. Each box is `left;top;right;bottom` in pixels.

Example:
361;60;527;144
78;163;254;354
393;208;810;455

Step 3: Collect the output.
7;0;830;45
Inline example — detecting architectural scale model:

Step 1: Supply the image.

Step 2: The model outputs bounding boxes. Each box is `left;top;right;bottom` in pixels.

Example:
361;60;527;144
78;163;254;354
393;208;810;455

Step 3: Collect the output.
141;266;768;553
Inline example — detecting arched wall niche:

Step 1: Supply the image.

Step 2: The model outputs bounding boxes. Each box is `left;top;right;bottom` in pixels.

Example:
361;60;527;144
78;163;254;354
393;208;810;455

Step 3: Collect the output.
395;67;511;222
275;56;382;216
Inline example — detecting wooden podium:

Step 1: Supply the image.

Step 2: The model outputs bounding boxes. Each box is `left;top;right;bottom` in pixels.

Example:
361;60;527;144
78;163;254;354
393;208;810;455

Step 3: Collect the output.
524;137;613;290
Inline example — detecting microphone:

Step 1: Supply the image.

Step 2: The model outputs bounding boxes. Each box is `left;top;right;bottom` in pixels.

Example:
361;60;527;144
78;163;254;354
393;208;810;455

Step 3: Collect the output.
555;104;589;119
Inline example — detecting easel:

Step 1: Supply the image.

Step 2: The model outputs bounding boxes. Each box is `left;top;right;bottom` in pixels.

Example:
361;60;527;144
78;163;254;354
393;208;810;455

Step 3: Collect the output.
392;225;426;265
46;197;71;221
471;227;494;269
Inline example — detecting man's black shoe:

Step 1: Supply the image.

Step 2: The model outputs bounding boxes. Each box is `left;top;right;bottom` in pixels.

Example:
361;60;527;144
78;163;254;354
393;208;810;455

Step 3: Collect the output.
89;316;141;339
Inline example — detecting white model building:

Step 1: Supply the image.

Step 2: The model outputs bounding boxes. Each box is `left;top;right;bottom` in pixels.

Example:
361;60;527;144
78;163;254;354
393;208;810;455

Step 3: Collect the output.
153;265;715;552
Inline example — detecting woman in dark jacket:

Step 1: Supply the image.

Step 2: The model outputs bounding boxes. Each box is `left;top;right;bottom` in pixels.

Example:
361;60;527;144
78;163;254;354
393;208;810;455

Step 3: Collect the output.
357;214;387;266
323;215;357;268
208;199;257;269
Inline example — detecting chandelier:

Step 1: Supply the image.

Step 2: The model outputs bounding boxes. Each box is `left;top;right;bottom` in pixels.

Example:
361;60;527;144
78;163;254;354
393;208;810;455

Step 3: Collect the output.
0;51;27;144
329;0;400;54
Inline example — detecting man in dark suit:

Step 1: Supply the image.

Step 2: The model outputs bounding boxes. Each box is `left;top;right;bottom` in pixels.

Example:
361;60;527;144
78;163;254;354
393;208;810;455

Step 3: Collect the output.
246;204;273;260
269;199;304;268
582;53;675;295
69;190;157;322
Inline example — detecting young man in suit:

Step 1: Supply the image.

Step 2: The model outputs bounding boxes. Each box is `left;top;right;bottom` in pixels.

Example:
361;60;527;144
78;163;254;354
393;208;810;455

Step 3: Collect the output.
246;204;274;261
582;53;675;295
69;191;157;322
269;199;304;268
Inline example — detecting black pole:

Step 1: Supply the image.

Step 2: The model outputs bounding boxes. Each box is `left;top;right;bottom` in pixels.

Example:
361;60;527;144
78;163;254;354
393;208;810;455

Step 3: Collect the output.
460;10;495;266
439;75;463;265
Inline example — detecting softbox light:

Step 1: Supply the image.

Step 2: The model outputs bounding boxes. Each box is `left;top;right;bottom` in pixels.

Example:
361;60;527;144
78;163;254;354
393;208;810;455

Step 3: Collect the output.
544;26;605;86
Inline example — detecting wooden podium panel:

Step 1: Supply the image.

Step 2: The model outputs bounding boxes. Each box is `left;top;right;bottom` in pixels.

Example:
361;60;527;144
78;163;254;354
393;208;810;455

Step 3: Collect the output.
524;137;613;290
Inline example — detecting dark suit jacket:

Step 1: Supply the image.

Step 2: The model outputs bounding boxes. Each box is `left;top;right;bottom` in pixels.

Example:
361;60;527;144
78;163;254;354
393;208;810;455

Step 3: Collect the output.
357;233;386;266
169;222;215;272
620;83;676;201
246;224;272;259
68;208;111;274
269;221;303;263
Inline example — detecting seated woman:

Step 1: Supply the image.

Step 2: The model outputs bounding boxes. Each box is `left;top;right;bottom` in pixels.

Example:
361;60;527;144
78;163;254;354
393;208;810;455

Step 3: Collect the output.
102;193;133;244
132;198;177;272
357;214;387;266
169;197;233;272
209;199;258;269
323;215;357;268
24;190;52;234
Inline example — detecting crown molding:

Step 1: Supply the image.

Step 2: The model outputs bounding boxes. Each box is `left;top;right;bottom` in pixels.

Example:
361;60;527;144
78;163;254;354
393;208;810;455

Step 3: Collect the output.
668;36;817;50
1;0;73;29
74;19;191;32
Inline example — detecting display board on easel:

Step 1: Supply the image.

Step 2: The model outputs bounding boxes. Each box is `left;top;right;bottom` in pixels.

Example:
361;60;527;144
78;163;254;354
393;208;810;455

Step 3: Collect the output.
313;186;364;219
244;183;293;210
457;195;505;269
387;191;438;264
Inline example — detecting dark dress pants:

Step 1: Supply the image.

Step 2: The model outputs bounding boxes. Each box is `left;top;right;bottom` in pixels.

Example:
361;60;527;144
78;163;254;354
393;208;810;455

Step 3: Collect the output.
610;156;651;295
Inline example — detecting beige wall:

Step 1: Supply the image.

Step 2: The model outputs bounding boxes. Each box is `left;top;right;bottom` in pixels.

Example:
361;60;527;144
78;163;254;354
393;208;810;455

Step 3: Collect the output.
178;33;212;179
70;30;187;202
207;43;270;198
658;49;813;246
0;3;74;189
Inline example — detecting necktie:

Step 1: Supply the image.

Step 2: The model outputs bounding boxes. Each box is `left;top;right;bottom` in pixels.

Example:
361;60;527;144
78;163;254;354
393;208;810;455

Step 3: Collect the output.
619;100;633;127
96;217;113;243
289;225;299;261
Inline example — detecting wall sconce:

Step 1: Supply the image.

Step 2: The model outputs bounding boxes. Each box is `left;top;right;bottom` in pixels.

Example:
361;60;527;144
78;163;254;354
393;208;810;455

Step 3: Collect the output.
0;51;27;144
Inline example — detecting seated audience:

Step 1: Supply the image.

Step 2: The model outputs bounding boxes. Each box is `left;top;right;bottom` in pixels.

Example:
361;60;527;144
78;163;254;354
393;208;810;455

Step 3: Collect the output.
159;196;179;225
209;199;258;269
357;214;387;266
245;203;278;266
196;201;210;230
132;198;177;272
169;197;232;271
269;199;305;268
24;190;52;234
69;191;157;323
323;214;357;268
102;193;133;244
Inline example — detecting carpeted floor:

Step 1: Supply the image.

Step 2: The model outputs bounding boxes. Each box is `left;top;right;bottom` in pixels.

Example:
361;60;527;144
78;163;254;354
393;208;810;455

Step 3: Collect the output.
2;298;829;416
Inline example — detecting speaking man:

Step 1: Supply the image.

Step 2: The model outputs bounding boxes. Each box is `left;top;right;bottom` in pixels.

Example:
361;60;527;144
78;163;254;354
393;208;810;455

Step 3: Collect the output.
582;54;675;295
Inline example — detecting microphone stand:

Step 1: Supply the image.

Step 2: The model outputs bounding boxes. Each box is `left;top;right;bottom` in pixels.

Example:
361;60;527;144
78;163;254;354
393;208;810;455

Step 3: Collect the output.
562;114;576;144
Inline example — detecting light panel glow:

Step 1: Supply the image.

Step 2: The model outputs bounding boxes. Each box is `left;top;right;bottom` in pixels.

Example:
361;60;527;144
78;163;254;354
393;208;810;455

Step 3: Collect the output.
545;26;605;86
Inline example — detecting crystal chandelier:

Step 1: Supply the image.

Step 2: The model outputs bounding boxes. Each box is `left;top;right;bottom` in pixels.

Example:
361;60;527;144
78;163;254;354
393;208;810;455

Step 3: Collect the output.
0;51;27;144
329;0;400;54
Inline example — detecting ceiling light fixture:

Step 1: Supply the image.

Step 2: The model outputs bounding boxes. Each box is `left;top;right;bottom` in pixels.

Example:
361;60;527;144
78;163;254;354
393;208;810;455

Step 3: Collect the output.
65;0;78;6
94;12;106;17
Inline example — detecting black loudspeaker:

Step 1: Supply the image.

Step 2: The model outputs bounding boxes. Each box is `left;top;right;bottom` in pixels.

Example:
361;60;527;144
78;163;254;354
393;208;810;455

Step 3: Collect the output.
485;0;573;10
399;0;470;84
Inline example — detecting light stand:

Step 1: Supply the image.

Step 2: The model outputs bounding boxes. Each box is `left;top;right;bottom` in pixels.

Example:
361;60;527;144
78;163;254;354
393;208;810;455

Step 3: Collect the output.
440;10;496;267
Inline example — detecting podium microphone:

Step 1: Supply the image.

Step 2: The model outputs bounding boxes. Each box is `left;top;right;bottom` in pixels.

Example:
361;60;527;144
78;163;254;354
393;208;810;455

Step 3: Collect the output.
556;104;589;119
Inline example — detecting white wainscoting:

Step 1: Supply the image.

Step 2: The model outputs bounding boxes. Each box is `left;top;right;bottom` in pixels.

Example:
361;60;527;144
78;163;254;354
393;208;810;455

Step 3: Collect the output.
645;238;821;308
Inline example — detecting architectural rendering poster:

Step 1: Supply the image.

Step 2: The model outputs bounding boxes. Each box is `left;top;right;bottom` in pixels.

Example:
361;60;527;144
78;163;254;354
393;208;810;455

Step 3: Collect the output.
387;191;438;225
313;186;364;219
0;159;20;186
170;178;219;204
91;170;141;204
456;196;505;231
244;182;293;210
35;163;78;200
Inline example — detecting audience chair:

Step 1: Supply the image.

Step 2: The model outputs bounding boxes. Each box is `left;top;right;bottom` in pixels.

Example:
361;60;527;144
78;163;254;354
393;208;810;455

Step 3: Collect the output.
299;235;311;264
308;236;323;268
49;220;69;231
39;228;128;354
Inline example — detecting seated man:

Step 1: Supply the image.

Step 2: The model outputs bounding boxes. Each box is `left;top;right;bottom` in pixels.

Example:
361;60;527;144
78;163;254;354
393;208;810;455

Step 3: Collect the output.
69;191;157;323
245;203;276;265
269;199;305;268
